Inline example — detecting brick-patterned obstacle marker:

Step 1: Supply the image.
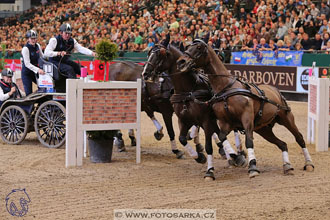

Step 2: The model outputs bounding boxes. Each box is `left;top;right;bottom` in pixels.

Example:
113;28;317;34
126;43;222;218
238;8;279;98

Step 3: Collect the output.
83;89;137;124
66;79;142;167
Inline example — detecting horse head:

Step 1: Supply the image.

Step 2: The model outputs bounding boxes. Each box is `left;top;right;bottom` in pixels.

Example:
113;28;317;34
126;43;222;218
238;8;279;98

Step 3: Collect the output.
142;44;170;81
177;39;210;73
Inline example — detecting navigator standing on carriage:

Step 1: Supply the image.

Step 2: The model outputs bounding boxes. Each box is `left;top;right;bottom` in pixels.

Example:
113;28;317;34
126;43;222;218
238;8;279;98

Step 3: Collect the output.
21;30;45;96
44;23;96;92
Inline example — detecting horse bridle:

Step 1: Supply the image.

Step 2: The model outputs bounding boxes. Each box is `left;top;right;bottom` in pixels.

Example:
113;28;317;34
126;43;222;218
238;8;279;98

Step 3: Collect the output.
184;39;208;61
145;44;168;78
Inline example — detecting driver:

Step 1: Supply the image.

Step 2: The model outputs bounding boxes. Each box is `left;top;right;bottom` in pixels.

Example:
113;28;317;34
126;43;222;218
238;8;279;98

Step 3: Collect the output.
0;68;22;106
44;23;95;91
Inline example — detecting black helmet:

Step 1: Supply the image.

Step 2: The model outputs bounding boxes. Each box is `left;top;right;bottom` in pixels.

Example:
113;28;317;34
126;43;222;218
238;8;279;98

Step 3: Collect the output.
26;30;38;38
59;23;72;34
2;68;14;77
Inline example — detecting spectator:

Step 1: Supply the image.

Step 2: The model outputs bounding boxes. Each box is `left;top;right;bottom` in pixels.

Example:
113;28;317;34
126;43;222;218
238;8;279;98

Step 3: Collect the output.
257;38;271;51
304;20;318;38
321;32;330;48
321;39;330;52
319;1;330;20
312;33;323;50
295;42;304;50
310;3;320;20
276;21;288;40
301;32;313;50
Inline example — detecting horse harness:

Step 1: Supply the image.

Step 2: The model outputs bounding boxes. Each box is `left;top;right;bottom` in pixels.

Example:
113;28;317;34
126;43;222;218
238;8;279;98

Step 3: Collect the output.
206;77;291;127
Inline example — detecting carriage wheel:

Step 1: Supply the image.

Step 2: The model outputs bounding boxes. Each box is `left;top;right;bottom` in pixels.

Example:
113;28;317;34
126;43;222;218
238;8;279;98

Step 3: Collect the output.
0;106;28;145
34;101;66;148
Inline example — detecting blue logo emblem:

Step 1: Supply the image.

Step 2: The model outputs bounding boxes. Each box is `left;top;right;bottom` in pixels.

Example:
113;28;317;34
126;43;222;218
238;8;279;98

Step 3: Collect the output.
5;189;31;217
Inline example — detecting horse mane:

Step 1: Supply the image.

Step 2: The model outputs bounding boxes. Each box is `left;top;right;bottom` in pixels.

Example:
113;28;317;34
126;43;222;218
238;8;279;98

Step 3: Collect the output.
206;45;229;75
168;44;184;58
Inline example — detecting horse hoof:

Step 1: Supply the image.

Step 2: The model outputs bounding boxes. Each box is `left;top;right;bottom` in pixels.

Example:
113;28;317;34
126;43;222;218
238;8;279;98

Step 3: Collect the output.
204;176;215;181
172;150;184;159
234;154;248;167
283;163;294;175
204;168;215;181
195;144;204;153
248;164;260;178
249;171;260;178
154;131;164;141
195;152;206;164
304;161;314;172
114;139;125;149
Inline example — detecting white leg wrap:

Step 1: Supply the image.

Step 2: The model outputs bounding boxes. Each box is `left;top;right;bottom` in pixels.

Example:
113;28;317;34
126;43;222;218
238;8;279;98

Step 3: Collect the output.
184;143;198;158
247;148;256;163
234;132;242;150
212;133;220;143
128;129;135;136
152;117;163;132
190;125;198;139
171;140;177;150
207;155;214;170
302;148;312;162
282;151;290;164
223;140;236;155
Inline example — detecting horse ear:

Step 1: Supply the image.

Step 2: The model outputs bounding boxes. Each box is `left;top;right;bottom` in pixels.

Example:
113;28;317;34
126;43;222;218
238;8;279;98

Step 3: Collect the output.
160;47;167;56
162;33;170;47
203;32;210;44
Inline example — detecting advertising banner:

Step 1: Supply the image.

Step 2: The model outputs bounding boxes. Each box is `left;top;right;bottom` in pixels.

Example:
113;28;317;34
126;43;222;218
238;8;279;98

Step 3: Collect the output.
225;64;297;92
296;66;319;93
231;51;303;66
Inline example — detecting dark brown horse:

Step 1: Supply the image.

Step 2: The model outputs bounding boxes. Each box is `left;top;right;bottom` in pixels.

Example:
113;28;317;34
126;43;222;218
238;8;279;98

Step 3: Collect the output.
142;43;246;180
108;61;185;158
177;39;314;177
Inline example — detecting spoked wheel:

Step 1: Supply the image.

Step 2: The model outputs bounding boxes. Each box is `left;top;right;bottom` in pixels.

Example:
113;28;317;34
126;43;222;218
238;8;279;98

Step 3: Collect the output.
34;101;66;148
0;106;28;145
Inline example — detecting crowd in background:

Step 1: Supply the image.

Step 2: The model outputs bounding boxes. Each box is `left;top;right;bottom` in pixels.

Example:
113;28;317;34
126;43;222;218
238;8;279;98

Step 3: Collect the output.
0;0;330;62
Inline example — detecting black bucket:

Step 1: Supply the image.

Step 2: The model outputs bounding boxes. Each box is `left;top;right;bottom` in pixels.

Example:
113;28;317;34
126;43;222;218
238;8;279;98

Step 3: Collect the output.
88;139;113;163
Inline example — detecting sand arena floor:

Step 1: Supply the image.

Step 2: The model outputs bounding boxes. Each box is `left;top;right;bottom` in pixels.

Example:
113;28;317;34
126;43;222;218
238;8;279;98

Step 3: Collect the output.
0;101;329;220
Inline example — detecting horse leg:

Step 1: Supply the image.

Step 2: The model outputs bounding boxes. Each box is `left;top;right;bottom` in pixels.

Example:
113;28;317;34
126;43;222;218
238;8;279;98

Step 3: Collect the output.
233;129;246;157
203;120;217;181
128;129;136;147
151;116;164;140
241;118;260;178
215;129;247;167
192;126;204;153
161;112;184;159
212;133;227;159
178;121;206;164
255;126;294;175
279;112;314;171
113;130;126;152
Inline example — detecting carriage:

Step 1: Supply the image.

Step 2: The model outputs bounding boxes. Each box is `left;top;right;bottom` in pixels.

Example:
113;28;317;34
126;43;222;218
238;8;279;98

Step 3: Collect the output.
0;58;66;148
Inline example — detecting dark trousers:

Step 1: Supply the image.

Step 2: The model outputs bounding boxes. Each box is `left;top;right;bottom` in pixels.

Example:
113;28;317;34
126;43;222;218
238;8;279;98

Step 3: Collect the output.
21;67;37;96
50;59;80;92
